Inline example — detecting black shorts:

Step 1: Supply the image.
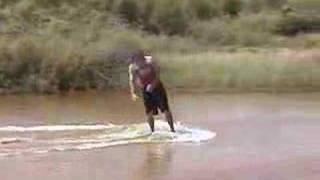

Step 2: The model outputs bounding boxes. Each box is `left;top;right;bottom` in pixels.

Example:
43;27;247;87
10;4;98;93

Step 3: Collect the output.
142;82;170;115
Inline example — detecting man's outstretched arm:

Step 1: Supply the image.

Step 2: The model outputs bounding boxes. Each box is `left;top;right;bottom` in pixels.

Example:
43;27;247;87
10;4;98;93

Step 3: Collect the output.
129;64;139;101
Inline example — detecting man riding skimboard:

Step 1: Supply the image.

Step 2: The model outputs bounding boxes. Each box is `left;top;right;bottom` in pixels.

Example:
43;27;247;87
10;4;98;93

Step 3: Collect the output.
128;50;175;133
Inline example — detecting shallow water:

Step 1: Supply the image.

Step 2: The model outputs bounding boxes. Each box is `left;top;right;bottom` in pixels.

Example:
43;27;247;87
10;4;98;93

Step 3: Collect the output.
0;121;215;156
0;91;319;180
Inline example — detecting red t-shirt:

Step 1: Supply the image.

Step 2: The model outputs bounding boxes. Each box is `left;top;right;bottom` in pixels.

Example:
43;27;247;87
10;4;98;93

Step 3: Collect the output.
133;63;156;88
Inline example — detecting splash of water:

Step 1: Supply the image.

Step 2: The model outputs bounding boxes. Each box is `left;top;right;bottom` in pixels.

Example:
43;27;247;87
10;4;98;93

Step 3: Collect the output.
0;121;216;157
0;125;113;132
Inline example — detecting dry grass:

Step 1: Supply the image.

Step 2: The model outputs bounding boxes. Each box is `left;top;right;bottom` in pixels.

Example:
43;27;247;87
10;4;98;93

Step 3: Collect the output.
158;49;320;92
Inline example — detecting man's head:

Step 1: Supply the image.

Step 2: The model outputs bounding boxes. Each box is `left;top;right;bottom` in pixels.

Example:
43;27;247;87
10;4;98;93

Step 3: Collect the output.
144;50;152;63
131;50;152;65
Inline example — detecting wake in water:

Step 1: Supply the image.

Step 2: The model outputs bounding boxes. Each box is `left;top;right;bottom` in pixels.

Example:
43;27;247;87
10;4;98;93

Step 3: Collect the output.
0;120;215;157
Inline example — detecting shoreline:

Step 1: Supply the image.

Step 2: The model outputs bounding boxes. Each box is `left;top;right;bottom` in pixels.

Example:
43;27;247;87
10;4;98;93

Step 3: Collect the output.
0;87;319;96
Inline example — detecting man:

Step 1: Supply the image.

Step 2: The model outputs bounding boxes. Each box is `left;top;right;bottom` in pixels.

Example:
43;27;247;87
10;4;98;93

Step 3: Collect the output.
128;50;175;133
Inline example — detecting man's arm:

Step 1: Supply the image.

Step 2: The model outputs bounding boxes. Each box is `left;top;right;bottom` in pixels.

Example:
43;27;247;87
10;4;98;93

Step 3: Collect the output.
129;64;139;101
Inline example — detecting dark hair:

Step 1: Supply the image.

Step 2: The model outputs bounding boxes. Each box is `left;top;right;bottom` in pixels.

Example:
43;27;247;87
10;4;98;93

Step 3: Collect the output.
144;50;151;56
131;50;145;62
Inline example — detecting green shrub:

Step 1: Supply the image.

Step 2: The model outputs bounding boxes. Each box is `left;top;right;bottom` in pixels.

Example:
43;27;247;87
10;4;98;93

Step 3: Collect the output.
31;0;78;8
8;37;43;78
275;15;320;36
244;0;287;12
264;0;287;9
288;0;320;12
105;0;115;11
191;13;277;46
14;1;36;22
155;1;189;35
245;0;264;13
32;0;62;7
139;0;160;34
190;19;234;45
189;0;220;20
117;0;139;23
223;0;243;17
139;0;155;23
0;0;19;8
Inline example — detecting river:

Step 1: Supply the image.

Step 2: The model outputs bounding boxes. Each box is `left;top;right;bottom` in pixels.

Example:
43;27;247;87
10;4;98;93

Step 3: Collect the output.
0;91;319;180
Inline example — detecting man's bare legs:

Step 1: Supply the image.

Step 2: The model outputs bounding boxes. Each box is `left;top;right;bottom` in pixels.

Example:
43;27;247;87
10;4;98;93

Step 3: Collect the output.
147;112;155;132
147;111;175;133
164;110;175;132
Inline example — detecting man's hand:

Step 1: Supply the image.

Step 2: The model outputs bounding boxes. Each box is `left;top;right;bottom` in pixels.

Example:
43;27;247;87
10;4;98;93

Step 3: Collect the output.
146;84;153;93
131;93;139;101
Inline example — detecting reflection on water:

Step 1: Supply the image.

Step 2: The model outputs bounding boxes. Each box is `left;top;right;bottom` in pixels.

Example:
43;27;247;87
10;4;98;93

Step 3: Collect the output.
133;145;173;180
0;91;145;126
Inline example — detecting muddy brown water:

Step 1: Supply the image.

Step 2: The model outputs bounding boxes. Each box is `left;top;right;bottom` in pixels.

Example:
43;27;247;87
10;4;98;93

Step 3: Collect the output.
0;91;319;180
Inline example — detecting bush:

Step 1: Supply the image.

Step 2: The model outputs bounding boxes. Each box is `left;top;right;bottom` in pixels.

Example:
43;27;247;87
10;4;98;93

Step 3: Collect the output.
191;13;277;46
245;0;264;13
223;0;243;17
275;15;320;36
139;0;155;23
139;0;160;34
117;0;139;23
31;0;79;8
14;0;37;22
288;0;320;12
8;37;43;78
0;0;19;8
105;0;115;11
189;0;220;20
155;1;190;35
32;0;63;7
263;0;287;9
190;19;235;45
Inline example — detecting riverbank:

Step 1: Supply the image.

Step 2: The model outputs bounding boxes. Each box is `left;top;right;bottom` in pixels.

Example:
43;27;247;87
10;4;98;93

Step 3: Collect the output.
0;46;319;95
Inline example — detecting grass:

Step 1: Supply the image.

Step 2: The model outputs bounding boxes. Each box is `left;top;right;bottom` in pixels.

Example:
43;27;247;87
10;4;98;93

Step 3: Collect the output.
158;49;320;92
0;0;319;94
2;34;320;94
